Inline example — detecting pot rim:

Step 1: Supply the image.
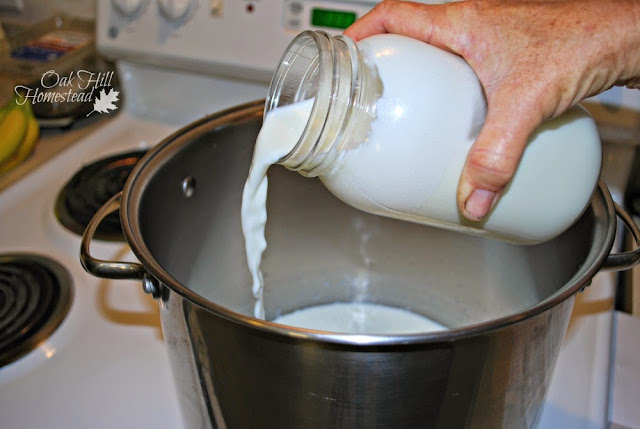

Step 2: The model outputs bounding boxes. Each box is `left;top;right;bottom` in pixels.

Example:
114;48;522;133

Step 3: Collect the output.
121;99;616;345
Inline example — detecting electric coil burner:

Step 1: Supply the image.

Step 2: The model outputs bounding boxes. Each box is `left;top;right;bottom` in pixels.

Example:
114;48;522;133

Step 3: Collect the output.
54;150;147;241
0;254;73;368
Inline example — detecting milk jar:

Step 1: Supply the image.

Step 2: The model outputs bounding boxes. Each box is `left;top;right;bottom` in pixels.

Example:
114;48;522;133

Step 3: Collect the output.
263;31;602;244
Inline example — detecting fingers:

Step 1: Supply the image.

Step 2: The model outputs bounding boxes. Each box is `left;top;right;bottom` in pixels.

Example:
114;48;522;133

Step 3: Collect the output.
458;95;543;221
344;0;450;49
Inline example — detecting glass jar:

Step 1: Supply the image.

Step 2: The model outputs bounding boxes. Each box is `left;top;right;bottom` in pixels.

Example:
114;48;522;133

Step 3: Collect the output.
265;30;382;177
264;31;602;244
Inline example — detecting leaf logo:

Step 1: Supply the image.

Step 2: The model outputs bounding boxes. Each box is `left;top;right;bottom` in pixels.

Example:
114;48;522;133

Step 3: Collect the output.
87;89;120;117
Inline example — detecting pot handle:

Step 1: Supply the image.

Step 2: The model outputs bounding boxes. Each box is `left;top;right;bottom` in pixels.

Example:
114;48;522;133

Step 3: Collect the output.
80;191;147;281
602;202;640;271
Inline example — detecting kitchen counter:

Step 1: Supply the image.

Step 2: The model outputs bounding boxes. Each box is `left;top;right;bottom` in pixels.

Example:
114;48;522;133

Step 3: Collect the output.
610;311;640;429
0;106;114;193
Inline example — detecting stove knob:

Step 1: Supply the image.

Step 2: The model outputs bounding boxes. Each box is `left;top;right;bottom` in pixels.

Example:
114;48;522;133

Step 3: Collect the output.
158;0;196;23
112;0;147;17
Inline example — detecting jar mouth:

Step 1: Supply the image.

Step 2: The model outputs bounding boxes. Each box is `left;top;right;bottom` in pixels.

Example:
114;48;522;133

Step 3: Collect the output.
265;31;323;115
265;31;380;176
265;31;333;169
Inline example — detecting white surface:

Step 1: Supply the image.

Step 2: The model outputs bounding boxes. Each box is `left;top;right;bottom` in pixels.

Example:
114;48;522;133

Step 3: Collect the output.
0;83;621;429
0;113;182;429
610;311;640;429
537;272;616;429
535;142;634;429
0;59;266;428
272;302;448;334
97;0;381;82
0;0;634;427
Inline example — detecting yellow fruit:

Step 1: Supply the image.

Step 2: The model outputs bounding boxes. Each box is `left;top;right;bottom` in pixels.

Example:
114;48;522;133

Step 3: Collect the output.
0;106;28;165
0;106;8;124
0;115;39;175
0;93;16;121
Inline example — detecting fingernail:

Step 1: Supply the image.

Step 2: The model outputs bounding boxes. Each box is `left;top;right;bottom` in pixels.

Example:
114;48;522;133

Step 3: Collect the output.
464;189;497;220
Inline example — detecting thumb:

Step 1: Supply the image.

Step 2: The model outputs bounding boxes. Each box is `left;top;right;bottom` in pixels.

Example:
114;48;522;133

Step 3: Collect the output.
458;94;543;221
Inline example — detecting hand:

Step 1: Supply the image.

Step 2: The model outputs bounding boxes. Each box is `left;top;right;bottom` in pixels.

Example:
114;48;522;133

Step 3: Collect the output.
344;0;640;220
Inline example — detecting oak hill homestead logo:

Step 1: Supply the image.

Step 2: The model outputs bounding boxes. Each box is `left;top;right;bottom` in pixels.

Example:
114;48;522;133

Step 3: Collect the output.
14;69;119;116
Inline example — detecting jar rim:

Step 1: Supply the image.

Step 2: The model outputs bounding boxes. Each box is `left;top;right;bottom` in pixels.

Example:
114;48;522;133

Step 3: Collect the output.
264;31;380;176
265;31;338;171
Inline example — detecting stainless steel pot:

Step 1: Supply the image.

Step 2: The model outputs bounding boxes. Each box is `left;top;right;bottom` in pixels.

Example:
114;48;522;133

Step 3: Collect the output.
81;100;640;429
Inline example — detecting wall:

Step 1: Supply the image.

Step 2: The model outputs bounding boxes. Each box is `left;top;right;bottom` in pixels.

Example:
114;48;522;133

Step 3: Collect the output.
0;0;94;23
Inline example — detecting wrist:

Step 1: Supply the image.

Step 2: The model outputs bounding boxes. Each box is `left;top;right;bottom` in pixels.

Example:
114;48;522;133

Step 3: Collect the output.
615;0;640;86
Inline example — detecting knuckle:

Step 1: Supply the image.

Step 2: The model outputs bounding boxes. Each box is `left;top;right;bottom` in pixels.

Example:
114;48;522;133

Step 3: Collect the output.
378;0;397;12
466;147;517;190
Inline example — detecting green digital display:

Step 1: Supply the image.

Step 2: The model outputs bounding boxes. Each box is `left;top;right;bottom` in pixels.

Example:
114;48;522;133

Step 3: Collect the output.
311;8;357;30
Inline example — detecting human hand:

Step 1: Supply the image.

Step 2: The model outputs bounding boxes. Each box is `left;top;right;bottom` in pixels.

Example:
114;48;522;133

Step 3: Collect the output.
344;0;640;220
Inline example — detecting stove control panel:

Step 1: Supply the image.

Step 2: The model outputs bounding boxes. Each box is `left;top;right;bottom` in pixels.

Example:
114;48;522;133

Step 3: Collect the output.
98;0;444;82
157;0;197;23
111;0;149;18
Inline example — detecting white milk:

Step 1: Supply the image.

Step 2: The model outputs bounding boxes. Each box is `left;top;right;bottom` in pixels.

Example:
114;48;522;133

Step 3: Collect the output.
242;32;600;328
317;35;602;244
240;97;449;334
272;302;446;334
241;98;314;319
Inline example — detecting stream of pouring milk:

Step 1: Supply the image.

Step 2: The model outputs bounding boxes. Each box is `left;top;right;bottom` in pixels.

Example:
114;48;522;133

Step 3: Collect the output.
241;98;447;334
241;99;314;320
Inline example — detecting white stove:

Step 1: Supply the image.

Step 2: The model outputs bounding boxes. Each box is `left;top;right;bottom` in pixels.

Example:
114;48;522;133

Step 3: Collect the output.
0;1;638;428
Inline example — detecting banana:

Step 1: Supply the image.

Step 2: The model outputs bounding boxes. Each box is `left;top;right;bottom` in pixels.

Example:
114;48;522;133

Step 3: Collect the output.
0;111;39;175
0;97;28;166
0;102;13;133
0;105;8;123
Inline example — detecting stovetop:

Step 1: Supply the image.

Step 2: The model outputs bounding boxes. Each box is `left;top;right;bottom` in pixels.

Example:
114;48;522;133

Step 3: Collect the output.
0;59;637;428
3;0;640;425
0;111;182;428
0;60;268;428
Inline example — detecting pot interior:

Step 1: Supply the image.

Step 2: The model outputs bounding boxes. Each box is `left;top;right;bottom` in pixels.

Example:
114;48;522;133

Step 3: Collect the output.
128;102;612;331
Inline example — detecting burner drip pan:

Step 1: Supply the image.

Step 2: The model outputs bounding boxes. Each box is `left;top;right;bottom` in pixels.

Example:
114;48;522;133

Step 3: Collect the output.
55;150;147;241
0;254;73;368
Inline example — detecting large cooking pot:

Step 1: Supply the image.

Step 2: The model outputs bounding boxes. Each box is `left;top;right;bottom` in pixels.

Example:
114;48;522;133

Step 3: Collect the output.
81;100;640;429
